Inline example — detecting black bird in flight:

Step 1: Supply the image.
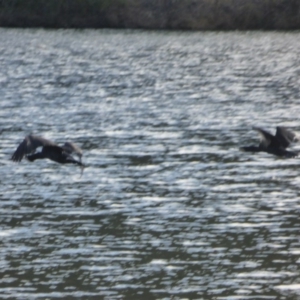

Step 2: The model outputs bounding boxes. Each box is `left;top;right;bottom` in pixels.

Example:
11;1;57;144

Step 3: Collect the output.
11;135;84;167
240;126;299;158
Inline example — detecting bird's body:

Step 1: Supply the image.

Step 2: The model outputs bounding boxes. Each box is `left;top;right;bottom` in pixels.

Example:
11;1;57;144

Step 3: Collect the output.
240;126;299;158
12;135;84;167
26;145;83;166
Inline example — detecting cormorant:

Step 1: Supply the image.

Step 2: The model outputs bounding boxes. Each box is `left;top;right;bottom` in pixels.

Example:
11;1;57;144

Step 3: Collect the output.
11;135;84;167
240;126;299;158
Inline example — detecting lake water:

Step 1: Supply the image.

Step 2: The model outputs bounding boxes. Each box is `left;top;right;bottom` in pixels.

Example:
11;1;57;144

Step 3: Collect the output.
0;29;300;299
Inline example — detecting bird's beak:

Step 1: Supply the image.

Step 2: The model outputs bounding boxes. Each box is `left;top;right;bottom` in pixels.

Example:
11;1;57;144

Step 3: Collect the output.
80;164;85;177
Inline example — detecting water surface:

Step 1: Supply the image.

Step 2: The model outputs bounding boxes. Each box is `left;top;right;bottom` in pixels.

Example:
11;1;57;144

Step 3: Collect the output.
0;29;300;299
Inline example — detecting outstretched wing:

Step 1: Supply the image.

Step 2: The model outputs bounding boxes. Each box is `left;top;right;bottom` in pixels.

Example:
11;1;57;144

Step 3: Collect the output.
275;127;298;149
253;127;278;148
62;142;83;161
11;135;56;162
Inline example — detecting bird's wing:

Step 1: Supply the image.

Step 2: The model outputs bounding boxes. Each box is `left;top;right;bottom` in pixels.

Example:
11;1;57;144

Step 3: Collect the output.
275;127;298;149
62;142;83;159
11;135;56;162
253;127;277;148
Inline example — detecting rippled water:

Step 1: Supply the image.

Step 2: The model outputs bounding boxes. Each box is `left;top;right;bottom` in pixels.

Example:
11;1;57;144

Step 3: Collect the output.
0;29;300;299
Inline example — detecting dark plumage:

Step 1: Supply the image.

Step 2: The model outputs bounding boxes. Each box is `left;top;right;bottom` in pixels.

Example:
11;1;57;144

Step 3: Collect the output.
240;126;299;158
12;135;84;167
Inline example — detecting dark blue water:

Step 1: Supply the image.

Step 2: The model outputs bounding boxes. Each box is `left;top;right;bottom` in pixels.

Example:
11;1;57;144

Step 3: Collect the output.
0;29;300;299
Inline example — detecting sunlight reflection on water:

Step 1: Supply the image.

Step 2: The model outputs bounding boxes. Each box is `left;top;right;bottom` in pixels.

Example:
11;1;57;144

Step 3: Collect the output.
0;29;300;299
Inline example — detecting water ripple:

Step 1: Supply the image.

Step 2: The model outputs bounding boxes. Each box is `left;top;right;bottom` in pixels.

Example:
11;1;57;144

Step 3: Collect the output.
0;29;300;299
